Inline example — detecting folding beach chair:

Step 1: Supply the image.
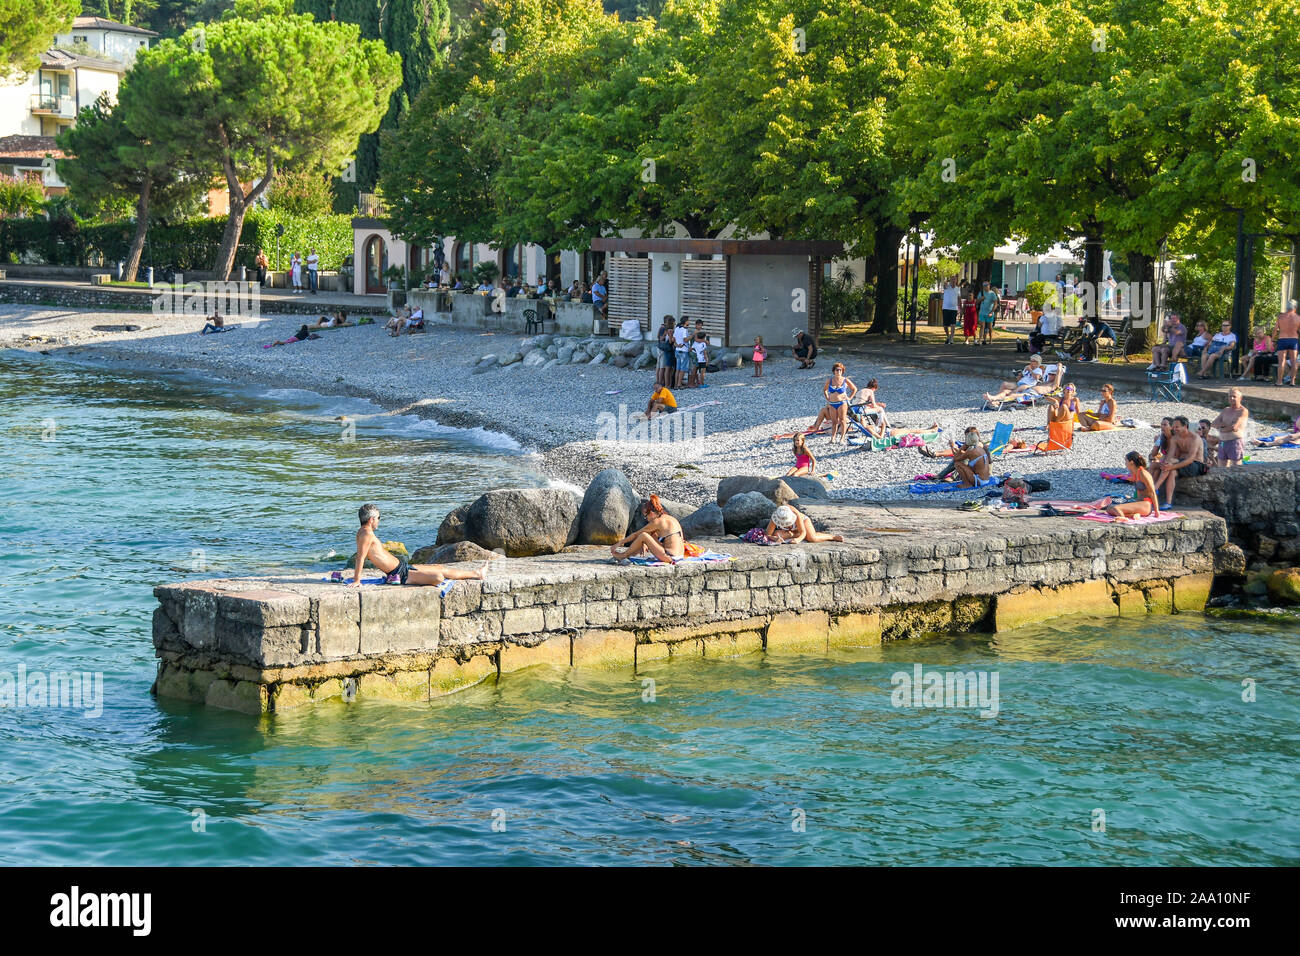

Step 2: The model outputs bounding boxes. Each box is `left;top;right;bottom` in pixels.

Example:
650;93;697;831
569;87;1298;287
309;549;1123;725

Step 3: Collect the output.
987;421;1015;459
1038;420;1074;455
1146;364;1184;402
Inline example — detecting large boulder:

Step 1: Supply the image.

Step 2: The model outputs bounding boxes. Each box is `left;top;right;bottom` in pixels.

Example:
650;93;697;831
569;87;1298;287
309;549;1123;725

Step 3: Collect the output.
578;469;640;544
680;502;725;538
435;504;469;545
557;345;576;363
498;351;524;367
1213;543;1247;578
522;349;548;367
463;488;580;557
716;475;799;508
633;351;656;370
783;475;831;500
722;491;778;535
1266;568;1300;604
411;540;503;564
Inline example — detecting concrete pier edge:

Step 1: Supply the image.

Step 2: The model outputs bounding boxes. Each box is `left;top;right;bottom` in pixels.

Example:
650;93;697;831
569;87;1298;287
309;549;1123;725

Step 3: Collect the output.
149;501;1229;715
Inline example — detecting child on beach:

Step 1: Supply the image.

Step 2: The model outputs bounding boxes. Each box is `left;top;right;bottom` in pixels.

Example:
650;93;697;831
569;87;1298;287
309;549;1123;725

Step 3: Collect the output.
752;336;767;377
349;504;486;586
786;433;816;477
644;384;677;418
691;332;710;388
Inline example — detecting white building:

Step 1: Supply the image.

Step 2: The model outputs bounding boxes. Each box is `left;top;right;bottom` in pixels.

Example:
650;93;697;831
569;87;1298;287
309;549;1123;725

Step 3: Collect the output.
0;17;155;193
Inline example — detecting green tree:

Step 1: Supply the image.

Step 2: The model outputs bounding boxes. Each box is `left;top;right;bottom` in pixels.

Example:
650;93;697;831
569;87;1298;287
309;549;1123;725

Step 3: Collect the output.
57;84;212;279
2;0;79;75
269;164;337;217
132;5;400;277
380;0;617;250
688;0;977;333
497;0;725;249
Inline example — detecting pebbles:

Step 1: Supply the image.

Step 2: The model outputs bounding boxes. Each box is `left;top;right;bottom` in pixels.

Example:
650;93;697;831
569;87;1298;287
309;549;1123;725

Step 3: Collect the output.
6;304;1299;508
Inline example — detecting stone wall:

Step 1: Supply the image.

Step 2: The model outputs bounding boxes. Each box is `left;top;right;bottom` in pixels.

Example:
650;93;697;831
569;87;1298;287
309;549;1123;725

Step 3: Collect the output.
407;289;598;337
1178;462;1300;562
0;281;388;316
150;503;1226;714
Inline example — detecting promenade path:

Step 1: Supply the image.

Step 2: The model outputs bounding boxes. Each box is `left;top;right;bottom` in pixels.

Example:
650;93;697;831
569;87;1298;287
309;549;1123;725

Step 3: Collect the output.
825;325;1300;424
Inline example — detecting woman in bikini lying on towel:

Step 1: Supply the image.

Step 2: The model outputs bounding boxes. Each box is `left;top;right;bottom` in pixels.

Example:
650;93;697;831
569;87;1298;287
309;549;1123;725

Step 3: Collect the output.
610;494;686;563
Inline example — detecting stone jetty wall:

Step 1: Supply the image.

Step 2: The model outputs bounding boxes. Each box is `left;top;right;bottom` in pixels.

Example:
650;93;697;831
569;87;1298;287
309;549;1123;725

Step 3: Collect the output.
1179;462;1300;563
151;502;1227;714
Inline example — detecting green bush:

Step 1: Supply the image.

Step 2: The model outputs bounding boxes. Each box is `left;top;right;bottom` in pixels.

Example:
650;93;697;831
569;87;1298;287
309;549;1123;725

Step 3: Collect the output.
1024;281;1054;311
472;261;499;286
0;209;353;274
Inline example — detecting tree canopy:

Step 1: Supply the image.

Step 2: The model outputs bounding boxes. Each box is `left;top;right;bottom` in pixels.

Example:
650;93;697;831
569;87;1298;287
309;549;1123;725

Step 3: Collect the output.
2;0;79;76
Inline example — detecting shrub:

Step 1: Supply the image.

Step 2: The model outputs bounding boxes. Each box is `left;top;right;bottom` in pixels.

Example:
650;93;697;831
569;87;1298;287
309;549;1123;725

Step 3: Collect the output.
1024;281;1054;311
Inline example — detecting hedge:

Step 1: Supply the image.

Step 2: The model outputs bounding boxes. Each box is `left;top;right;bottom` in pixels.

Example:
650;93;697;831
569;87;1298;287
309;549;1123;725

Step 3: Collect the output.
0;209;354;274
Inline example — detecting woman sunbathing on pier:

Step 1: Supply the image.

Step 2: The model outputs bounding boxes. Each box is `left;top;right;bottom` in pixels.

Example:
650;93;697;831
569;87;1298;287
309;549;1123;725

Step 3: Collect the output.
765;505;844;543
611;495;686;563
1089;453;1160;521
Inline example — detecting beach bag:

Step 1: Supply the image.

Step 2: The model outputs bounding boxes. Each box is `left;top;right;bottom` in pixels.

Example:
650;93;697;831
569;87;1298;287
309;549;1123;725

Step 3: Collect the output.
898;434;926;448
741;527;775;545
1172;363;1188;385
1026;478;1051;493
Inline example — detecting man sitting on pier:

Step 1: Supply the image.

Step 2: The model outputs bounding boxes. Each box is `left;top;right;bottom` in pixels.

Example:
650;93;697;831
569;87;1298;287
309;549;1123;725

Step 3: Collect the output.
351;504;485;587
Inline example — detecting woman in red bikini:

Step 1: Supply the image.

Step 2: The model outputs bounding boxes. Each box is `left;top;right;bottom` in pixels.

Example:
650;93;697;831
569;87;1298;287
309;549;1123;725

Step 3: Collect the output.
1092;452;1160;521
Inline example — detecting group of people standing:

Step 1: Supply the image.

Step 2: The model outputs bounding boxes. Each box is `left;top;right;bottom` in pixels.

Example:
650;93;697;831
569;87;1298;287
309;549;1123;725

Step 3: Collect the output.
940;276;1002;346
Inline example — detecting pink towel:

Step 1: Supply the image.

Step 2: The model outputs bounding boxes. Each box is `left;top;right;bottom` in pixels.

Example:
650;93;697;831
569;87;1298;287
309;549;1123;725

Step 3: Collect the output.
1077;510;1183;524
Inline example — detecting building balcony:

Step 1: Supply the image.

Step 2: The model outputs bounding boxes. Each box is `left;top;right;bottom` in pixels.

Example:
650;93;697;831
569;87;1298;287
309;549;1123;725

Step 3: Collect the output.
30;94;76;118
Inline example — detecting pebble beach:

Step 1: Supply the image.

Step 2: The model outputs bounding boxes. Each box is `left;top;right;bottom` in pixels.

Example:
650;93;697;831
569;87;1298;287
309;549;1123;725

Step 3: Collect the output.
5;303;1300;507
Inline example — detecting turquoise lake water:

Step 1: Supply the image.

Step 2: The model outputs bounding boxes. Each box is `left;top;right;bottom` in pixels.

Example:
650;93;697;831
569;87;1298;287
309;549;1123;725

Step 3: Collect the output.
0;351;1297;866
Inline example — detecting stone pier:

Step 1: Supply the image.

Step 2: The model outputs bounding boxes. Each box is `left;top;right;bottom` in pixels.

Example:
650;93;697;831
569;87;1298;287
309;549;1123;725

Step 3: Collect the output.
150;501;1228;714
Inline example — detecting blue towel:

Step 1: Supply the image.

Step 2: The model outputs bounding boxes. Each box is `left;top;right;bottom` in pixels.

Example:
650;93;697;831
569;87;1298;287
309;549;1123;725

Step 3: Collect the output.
908;476;999;495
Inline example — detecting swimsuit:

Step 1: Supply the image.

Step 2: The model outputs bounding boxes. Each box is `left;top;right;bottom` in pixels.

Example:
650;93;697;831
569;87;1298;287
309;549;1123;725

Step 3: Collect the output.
385;559;410;585
1278;338;1299;351
795;454;813;470
826;382;847;409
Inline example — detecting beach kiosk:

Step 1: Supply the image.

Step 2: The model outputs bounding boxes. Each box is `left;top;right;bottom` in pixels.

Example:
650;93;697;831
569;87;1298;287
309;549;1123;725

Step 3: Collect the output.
590;238;843;347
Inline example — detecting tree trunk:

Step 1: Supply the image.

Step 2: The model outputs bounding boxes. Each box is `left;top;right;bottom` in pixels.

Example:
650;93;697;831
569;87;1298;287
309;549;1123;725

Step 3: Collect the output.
974;257;993;289
1082;226;1104;318
213;145;274;280
867;223;905;334
123;177;150;282
1126;251;1156;352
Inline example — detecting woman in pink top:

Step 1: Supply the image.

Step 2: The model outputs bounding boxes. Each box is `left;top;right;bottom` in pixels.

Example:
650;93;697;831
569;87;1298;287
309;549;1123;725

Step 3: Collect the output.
1237;327;1273;381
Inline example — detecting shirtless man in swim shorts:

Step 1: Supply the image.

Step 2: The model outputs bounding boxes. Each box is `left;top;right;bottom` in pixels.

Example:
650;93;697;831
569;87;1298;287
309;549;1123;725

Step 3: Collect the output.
1152;416;1206;508
1210;388;1250;467
1276;301;1299;386
350;504;485;586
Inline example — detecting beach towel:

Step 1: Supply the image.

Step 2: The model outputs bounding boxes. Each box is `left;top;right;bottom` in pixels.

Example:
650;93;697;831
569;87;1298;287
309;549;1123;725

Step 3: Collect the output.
1099;471;1135;483
323;571;455;595
772;426;830;440
1258;434;1300;448
908;475;1000;495
626;550;732;566
1076;510;1183;525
